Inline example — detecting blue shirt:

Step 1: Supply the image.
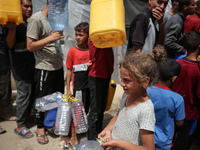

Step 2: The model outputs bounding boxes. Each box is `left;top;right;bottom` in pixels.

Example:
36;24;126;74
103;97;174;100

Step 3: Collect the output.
147;85;185;150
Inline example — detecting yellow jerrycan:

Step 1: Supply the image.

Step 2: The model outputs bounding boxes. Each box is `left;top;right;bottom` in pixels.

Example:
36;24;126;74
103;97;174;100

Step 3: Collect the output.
0;0;23;25
89;0;126;48
105;80;116;111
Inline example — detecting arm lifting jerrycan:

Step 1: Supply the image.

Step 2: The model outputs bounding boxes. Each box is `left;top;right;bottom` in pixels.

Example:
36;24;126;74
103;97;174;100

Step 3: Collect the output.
105;80;116;111
0;0;23;25
89;0;126;48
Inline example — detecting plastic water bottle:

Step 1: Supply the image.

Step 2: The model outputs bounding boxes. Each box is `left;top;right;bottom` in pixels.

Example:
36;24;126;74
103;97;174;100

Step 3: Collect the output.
54;100;71;135
48;0;69;31
35;92;63;112
75;140;104;150
71;91;88;134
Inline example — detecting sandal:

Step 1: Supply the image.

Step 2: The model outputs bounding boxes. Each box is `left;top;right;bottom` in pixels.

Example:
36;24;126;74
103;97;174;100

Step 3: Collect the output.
14;128;33;139
0;126;6;134
36;132;49;145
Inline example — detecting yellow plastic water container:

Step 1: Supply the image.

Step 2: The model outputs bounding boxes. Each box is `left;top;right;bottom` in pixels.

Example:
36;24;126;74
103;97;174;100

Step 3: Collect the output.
105;80;116;111
89;0;126;48
0;0;23;25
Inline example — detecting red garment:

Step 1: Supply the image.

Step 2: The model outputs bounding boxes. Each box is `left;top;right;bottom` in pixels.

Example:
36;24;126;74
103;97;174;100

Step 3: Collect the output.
88;38;114;78
66;46;90;89
184;15;200;33
172;58;200;121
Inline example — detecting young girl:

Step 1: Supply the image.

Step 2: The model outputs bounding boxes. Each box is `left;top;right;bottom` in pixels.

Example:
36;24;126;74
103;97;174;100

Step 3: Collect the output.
98;47;166;150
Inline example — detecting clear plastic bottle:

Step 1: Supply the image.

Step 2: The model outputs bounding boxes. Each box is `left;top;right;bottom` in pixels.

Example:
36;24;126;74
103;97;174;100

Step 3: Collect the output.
71;97;88;134
48;0;69;31
75;140;104;150
35;92;63;112
54;100;71;135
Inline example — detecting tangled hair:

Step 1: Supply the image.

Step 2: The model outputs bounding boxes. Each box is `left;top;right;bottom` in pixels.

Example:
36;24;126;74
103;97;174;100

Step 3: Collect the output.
74;22;89;35
120;45;166;88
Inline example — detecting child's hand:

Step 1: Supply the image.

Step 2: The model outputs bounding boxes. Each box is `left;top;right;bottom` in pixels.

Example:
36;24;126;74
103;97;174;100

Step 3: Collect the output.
67;89;72;96
50;30;64;41
101;139;117;150
98;130;111;141
87;60;92;68
6;22;16;29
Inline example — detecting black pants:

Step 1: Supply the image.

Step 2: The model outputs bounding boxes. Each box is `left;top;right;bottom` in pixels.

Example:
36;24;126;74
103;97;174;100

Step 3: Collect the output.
88;76;110;140
172;120;195;150
34;68;64;128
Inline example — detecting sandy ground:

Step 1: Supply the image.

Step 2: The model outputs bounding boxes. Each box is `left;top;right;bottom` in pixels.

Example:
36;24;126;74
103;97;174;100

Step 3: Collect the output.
0;84;123;150
1;83;200;150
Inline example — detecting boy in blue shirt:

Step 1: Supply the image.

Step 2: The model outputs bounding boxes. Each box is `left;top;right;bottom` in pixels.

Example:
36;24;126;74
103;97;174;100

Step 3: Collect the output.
147;47;185;150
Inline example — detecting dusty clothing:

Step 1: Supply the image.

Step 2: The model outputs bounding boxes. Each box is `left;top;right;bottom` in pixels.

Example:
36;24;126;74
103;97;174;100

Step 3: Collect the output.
112;93;155;149
184;15;200;33
127;6;158;54
0;25;11;107
27;10;63;71
164;13;186;58
172;58;200;121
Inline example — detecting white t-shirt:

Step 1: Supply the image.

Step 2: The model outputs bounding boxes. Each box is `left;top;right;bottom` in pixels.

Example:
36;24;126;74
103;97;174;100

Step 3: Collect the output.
112;93;155;150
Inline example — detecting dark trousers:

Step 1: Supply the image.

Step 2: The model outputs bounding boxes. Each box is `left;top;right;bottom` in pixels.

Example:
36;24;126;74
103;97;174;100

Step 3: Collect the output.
73;88;90;114
34;68;64;128
15;79;35;127
0;69;11;107
172;120;195;150
88;76;110;140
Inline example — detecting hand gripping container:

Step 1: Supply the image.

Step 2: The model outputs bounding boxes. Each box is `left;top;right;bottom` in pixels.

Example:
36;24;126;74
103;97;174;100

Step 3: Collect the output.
89;0;126;48
0;0;23;25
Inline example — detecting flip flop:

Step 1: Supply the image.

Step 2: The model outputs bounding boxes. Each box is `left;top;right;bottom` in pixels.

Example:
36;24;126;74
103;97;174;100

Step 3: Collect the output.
0;126;6;134
0;116;17;121
68;142;77;150
14;128;33;139
36;132;49;145
7;116;17;121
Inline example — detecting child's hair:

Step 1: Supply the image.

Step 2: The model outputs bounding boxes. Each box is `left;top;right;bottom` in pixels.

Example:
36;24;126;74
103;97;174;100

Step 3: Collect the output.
179;0;191;12
180;31;200;52
21;0;32;3
120;45;166;88
158;58;181;82
74;22;89;35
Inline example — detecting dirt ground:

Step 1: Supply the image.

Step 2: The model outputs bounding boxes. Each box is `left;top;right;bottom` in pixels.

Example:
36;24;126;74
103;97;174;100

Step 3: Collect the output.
1;83;200;150
0;84;123;150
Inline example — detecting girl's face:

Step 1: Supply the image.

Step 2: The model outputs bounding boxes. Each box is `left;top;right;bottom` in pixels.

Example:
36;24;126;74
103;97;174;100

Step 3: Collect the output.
120;67;142;95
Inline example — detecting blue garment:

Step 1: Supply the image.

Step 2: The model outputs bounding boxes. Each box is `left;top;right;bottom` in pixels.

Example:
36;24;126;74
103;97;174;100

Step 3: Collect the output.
147;85;185;150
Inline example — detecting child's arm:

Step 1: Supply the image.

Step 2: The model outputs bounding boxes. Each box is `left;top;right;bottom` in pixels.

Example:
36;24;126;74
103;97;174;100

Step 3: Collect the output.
98;110;119;140
175;120;184;127
66;68;72;95
101;129;154;150
27;31;64;52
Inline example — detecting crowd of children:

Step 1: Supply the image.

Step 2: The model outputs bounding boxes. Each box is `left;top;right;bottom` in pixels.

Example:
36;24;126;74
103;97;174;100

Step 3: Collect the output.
1;0;200;150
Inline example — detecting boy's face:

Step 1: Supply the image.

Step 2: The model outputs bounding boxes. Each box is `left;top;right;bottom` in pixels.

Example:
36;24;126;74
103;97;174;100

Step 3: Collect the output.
75;30;89;47
21;0;32;20
186;0;197;15
149;0;168;12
